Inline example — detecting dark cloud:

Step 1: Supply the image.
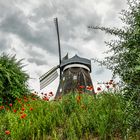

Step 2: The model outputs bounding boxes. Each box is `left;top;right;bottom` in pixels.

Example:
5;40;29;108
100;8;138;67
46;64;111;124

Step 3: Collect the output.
0;0;126;67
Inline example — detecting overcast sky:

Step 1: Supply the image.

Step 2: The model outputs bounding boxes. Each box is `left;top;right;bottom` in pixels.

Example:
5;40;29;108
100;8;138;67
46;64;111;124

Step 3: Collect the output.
0;0;127;96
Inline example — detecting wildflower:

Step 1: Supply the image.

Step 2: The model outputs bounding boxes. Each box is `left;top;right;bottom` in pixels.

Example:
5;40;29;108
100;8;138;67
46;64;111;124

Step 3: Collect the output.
13;109;17;113
0;106;4;110
27;104;30;106
79;85;85;89
9;103;12;107
30;108;33;111
109;80;113;85
21;107;25;111
43;97;49;101
5;130;10;135
97;87;101;91
49;92;53;96
76;95;81;103
106;85;110;89
20;114;27;119
20;111;24;114
86;86;93;91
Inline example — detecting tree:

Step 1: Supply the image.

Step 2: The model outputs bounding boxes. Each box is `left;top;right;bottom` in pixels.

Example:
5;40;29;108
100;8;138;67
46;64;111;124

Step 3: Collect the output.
0;53;30;104
88;0;140;107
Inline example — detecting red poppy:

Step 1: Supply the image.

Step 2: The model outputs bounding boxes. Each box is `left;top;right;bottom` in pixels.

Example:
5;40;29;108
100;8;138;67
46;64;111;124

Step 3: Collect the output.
9;103;12;107
86;86;93;91
5;130;10;135
13;109;17;113
0;106;4;110
109;80;113;85
43;97;49;101
21;107;25;111
30;108;33;111
79;85;85;89
97;87;101;91
20;114;27;119
49;92;53;96
106;85;110;89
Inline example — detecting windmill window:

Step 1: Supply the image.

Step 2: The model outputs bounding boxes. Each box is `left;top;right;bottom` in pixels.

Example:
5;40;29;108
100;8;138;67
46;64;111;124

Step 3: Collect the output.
73;75;77;80
63;77;65;81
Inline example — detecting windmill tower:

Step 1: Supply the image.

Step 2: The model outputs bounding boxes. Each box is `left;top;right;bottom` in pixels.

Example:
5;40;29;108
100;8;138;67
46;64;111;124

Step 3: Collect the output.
39;18;94;97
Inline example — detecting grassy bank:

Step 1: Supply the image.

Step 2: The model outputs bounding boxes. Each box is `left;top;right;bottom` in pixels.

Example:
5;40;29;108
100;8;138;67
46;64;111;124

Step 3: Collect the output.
0;92;139;140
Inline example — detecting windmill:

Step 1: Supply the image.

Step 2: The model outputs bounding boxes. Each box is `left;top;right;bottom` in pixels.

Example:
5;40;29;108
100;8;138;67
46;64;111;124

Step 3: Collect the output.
39;18;94;98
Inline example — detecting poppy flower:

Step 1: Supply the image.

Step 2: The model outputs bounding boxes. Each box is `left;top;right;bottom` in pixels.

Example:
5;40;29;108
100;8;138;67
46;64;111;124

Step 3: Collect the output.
0;106;4;110
30;108;33;111
106;85;110;89
86;86;93;91
20;114;27;119
5;130;10;135
13;109;17;113
97;87;101;91
79;85;85;89
21;107;25;111
9;103;12;107
49;92;53;96
109;80;113;85
43;97;49;101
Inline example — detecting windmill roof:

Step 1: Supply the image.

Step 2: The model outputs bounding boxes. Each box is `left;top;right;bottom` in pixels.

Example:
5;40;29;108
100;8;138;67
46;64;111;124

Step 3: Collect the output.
60;54;91;71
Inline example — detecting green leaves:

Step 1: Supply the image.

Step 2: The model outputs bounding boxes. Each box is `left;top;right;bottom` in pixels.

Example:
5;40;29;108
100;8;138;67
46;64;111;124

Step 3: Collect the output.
0;53;30;104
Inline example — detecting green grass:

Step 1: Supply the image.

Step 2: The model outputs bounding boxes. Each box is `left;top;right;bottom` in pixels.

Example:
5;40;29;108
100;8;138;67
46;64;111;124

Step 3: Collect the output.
0;92;140;140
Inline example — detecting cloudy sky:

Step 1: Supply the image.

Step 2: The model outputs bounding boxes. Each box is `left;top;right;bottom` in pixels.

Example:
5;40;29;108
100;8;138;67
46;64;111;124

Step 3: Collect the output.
0;0;127;96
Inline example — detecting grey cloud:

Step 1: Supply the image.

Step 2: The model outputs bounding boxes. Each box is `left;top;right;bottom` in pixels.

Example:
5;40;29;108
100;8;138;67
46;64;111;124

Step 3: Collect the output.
27;57;48;65
0;38;9;51
0;0;126;67
0;10;59;54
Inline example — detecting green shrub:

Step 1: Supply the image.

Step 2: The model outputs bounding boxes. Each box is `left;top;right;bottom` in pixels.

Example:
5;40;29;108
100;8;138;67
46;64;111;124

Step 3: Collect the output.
0;53;29;105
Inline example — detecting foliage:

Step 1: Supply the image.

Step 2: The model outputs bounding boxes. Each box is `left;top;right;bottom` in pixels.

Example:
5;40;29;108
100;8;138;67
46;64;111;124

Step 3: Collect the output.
0;92;139;140
0;53;29;104
88;0;140;109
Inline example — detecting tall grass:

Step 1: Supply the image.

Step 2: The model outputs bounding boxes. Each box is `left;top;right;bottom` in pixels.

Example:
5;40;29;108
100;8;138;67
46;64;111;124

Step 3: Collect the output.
0;92;139;140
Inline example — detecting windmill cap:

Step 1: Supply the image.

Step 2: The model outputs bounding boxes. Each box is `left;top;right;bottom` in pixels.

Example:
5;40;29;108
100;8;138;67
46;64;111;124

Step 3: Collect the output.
60;54;91;72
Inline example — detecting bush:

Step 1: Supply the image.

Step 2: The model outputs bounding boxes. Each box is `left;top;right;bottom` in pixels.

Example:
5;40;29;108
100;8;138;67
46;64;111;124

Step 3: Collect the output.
0;53;29;105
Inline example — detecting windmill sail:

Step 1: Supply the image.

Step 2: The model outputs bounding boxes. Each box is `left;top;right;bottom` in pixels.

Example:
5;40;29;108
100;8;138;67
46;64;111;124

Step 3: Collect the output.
39;65;59;90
